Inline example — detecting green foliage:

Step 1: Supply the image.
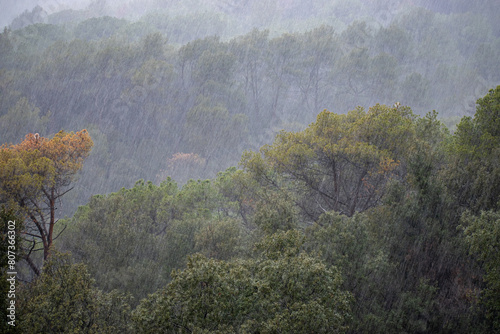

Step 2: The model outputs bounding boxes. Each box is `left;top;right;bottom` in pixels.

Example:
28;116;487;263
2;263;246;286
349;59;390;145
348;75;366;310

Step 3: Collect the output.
305;210;396;332
252;196;298;234
0;98;49;144
462;210;500;331
133;254;254;334
446;86;500;213
133;230;351;333
401;72;429;108
254;229;305;260
195;218;240;260
250;231;352;333
58;176;248;303
185;95;248;163
301;107;474;332
375;24;412;62
242;104;420;220
385;279;439;334
74;17;128;40
306;211;389;290
474;85;500;140
378;177;477;332
18;251;132;333
58;179;178;303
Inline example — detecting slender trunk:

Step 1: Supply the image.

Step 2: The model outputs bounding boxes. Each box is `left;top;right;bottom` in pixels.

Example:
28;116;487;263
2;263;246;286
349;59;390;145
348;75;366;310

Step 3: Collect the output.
25;256;41;276
46;188;55;260
349;171;367;216
332;158;340;212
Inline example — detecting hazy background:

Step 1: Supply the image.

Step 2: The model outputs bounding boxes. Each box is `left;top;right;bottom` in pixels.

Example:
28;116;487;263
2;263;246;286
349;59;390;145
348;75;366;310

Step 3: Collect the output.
1;0;499;216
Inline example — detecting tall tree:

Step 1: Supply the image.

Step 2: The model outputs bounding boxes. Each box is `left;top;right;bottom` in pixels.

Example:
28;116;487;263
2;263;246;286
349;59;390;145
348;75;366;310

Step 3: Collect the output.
231;28;269;119
297;25;339;114
0;130;93;275
242;104;419;220
446;86;500;213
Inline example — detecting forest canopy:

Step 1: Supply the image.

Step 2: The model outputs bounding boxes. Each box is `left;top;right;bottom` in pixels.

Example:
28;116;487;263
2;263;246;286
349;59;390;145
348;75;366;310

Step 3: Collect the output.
1;88;496;333
0;2;499;216
1;1;500;332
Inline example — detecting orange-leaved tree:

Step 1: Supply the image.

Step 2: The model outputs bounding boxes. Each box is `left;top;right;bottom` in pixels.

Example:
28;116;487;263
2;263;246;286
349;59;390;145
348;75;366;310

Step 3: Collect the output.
0;130;93;275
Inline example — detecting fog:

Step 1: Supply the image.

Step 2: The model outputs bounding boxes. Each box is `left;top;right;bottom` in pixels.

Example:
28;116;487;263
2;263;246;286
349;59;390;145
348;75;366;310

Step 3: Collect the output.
0;0;91;29
4;0;488;32
1;0;499;216
1;1;500;332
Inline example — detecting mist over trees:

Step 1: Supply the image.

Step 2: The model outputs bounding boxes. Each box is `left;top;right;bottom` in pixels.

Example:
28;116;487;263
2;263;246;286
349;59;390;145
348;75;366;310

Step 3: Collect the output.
1;0;500;333
1;1;499;215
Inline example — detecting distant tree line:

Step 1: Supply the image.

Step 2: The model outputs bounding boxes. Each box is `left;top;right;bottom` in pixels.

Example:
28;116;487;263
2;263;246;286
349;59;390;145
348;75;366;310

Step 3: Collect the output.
1;6;499;216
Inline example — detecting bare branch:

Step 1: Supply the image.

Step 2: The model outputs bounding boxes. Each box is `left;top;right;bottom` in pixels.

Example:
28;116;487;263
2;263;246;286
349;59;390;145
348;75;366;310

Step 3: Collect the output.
52;224;67;241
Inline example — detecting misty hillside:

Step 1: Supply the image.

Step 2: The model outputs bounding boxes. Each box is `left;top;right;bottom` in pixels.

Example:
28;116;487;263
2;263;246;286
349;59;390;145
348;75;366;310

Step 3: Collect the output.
1;2;500;332
5;0;500;36
1;0;499;216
